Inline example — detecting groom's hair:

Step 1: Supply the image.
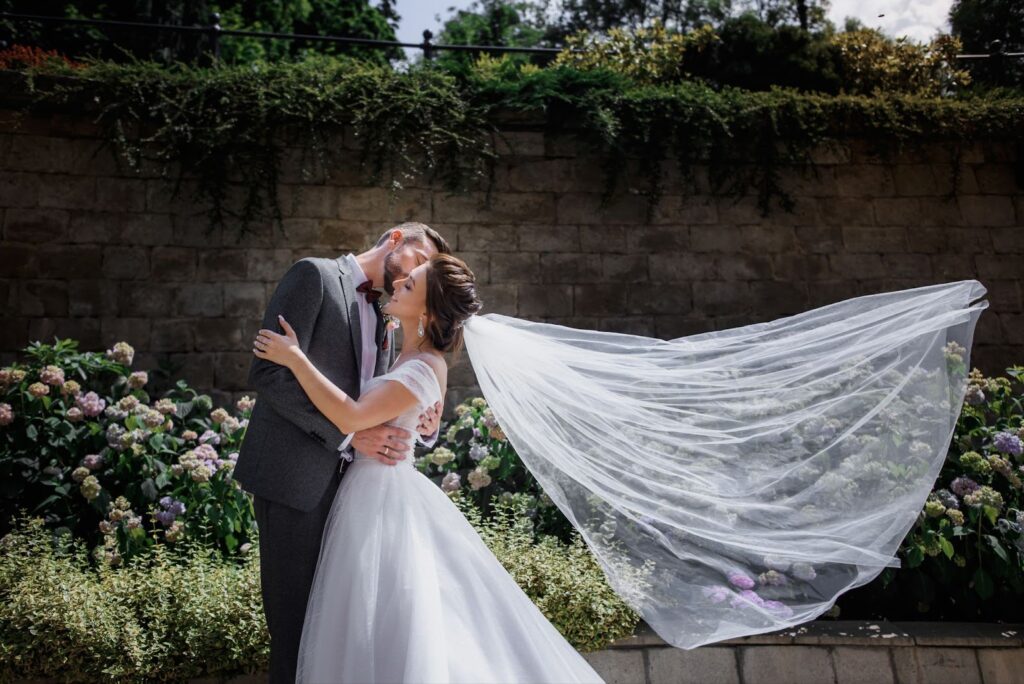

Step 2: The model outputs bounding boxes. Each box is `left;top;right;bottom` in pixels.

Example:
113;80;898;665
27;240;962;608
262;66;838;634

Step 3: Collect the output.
375;222;451;255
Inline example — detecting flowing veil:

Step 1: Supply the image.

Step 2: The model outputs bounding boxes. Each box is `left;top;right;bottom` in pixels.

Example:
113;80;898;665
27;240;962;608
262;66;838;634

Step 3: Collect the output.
462;279;989;649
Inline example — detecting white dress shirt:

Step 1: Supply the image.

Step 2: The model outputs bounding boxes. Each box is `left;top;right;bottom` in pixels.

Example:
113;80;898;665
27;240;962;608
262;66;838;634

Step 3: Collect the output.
338;253;382;462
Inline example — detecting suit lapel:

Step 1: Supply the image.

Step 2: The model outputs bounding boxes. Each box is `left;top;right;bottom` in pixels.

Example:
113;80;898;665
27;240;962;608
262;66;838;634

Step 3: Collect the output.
335;257;364;374
373;301;389;376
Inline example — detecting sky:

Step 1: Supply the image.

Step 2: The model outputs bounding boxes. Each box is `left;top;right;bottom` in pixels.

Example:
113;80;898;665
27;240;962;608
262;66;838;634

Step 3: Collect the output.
395;0;955;61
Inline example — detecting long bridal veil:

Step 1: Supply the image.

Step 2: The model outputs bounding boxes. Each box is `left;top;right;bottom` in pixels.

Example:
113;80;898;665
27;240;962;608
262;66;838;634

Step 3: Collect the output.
462;279;989;649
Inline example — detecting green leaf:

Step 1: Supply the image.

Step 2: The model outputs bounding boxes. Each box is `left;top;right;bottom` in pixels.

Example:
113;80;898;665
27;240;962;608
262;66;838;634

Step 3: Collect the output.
972;566;994;599
906;545;925;568
938;536;954;559
984;535;1009;564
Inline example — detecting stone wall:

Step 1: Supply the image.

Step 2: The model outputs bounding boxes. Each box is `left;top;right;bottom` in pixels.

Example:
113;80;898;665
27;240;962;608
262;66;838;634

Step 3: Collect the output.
1;109;1022;410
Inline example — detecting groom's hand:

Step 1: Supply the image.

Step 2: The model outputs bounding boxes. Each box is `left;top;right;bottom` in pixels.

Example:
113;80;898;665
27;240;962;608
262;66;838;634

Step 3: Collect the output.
417;401;442;438
351;425;413;466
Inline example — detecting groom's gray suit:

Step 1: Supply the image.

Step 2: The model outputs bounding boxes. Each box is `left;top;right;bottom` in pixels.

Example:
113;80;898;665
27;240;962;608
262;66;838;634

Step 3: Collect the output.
234;255;391;684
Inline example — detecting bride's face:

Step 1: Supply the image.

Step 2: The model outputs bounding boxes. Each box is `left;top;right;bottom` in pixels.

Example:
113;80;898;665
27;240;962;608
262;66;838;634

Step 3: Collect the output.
382;261;430;321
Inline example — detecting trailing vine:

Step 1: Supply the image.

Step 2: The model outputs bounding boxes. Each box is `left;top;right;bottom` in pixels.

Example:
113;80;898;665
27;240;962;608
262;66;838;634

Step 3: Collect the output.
3;55;1023;238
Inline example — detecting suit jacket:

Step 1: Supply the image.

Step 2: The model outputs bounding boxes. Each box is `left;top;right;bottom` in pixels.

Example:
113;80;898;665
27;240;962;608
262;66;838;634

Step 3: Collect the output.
234;256;392;512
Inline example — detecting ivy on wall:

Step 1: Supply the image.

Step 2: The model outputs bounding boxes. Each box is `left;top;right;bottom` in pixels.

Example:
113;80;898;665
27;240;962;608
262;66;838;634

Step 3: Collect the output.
5;55;1024;237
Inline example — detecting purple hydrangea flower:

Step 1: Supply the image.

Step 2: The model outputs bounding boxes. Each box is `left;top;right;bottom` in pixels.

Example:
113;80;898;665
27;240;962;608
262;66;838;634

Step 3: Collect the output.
950;476;980;498
701;585;730;603
727;570;755;590
763;600;795;618
199;429;220;446
993;431;1023;457
75;391;106;418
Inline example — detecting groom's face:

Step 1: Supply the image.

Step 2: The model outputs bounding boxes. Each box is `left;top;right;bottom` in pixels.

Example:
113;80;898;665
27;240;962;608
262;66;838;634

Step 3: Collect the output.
382;237;437;295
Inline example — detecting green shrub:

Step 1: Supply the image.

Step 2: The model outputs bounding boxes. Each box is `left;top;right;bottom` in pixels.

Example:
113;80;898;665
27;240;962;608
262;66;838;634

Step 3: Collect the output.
834;29;972;97
0;338;256;564
415;396;576;542
0;516;268;682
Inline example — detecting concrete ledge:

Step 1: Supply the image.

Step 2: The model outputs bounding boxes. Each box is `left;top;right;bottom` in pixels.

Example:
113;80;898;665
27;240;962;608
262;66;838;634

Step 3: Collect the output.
584;620;1024;684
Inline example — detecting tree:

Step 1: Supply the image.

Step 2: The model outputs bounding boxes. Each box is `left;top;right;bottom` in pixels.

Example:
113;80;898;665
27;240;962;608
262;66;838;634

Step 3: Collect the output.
429;0;553;71
0;0;403;65
950;0;1024;87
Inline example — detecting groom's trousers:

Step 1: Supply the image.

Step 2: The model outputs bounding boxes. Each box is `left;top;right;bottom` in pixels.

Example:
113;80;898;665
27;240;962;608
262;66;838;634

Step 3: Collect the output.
253;460;349;684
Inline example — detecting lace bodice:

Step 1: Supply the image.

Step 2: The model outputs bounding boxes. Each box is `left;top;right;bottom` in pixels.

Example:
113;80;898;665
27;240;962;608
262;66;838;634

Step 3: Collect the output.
352;357;442;466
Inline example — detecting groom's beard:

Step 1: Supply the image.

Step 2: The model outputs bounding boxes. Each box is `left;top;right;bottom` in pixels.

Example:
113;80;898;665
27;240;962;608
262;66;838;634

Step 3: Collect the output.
382;252;403;295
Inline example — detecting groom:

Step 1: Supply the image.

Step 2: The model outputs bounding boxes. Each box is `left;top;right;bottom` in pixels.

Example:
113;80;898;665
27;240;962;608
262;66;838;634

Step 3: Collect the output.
235;222;451;683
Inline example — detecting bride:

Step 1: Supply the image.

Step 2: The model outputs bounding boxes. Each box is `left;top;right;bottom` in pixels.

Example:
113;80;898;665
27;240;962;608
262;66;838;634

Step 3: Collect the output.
253;252;989;681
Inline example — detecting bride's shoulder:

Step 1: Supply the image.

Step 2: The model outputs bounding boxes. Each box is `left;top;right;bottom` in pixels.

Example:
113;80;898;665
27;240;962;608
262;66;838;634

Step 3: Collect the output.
411;353;447;392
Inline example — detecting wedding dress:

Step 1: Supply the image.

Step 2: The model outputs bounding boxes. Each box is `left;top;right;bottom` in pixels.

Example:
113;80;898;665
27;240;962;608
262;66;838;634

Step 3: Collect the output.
462;278;989;650
295;357;604;684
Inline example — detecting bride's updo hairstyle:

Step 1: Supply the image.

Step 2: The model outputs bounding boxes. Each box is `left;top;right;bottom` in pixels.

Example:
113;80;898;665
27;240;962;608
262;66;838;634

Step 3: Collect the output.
423;253;482;354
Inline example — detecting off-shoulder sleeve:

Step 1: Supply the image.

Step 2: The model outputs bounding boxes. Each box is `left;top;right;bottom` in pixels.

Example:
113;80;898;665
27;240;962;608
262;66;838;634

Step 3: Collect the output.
385;358;441;408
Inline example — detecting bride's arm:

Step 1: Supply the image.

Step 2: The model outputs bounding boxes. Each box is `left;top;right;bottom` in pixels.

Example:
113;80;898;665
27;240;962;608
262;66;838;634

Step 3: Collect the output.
253;315;419;435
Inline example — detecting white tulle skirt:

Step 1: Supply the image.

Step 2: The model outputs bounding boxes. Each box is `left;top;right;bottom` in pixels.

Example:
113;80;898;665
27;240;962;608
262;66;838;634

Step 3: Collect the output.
295;456;605;684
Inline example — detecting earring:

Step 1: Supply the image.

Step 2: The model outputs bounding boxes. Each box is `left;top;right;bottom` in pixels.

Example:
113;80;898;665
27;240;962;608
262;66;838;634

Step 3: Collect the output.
417;317;425;338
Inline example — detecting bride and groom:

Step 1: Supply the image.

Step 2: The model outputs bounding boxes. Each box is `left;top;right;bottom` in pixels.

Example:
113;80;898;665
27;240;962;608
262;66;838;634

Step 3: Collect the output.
235;220;989;683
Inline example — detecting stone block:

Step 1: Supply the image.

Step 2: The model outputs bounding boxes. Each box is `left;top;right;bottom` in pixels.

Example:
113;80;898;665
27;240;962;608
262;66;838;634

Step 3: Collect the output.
458;224;519;252
95;177;147;213
976;256;1021;280
198;250;248;281
102;246;151;280
223;282;267;318
151;318;195;352
690;225;743;253
880;254;932;279
556;192;648;225
518;224;580;252
580;225;627;253
28;317;101;349
627;283;691;315
819;197;875;226
100;317;151;348
574;283;627;316
989;227;1024;253
437;191;555;224
795;225;843;253
0;317;28;350
713;254;773;280
739;645;834;684
602;254;648;283
649;252;716;282
174;283;224;317
599;316;654;336
0;171;40;208
905;646;982;684
973;164;1019;194
38;174;96;210
747;280;809;316
581;648;645;684
648;646;739;684
491;252;539;284
893;164;939;196
35;245;102;279
828;254;887;279
653;195;719;225
835;164;896;197
17;280;68;316
540;253;602;283
246;249;295;282
214;352;252;391
518;284;573;317
771;253;830;281
120;284;174;317
958;196;1015;226
738;225;796;253
475;284;516;315
493;130;545;157
692;281;751;317
319;220;372;250
873;198;922;227
833;646;895;684
151;247;198;281
976;648;1024;684
194;319;244;351
842;226;907;253
3;208;68;242
627;226;690;253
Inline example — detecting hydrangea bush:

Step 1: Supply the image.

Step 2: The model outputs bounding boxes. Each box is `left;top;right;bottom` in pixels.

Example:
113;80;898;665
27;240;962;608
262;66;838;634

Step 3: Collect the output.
0;338;256;564
860;359;1024;618
414;396;577;541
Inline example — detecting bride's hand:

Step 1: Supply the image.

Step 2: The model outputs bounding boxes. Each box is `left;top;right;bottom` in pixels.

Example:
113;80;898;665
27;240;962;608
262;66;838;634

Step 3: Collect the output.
253;315;304;369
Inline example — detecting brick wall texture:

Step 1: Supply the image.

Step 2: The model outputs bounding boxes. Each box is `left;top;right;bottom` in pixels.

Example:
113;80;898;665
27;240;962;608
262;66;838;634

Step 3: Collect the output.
1;110;1022;411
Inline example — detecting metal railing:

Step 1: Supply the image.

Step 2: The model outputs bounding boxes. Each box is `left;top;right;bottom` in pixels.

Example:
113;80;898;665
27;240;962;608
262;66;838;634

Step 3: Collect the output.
1;11;1020;64
0;11;571;61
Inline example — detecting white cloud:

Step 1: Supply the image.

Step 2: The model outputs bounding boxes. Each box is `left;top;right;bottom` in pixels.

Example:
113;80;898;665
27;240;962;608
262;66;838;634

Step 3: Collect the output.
827;0;954;42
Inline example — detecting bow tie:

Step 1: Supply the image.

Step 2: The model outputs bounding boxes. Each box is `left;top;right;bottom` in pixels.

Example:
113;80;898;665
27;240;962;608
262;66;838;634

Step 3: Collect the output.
356;280;382;304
